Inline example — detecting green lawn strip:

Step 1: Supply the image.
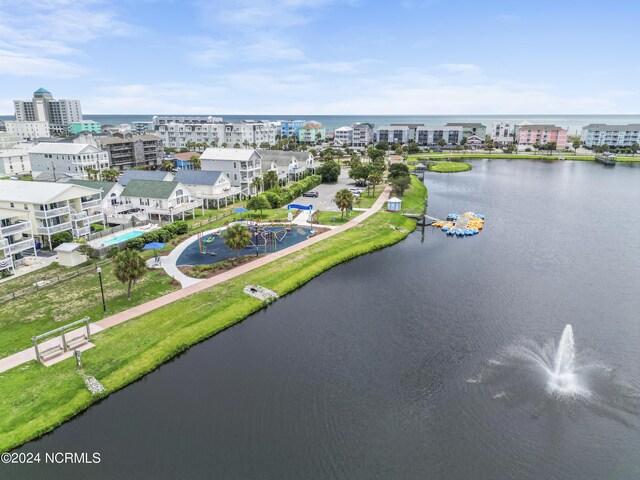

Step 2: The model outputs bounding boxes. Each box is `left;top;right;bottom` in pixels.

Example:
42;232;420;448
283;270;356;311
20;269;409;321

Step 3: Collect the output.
1;263;67;295
314;210;363;225
0;211;419;453
401;176;428;210
0;264;178;358
409;153;595;161
428;161;472;173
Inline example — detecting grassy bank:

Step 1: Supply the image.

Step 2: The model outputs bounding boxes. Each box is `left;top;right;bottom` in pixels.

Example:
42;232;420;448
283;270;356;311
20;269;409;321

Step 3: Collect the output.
314;210;363;225
0;188;424;451
428;161;472;173
408;153;598;161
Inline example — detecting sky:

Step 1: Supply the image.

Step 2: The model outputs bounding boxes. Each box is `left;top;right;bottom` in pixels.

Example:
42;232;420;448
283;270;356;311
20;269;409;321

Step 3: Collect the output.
0;0;638;115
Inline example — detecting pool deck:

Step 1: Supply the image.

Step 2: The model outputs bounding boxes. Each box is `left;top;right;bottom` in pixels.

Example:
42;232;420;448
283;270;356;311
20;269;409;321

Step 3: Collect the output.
0;186;391;374
89;226;157;248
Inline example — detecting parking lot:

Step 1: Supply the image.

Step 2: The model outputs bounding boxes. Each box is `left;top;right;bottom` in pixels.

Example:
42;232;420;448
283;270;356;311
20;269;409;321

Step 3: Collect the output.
289;168;360;212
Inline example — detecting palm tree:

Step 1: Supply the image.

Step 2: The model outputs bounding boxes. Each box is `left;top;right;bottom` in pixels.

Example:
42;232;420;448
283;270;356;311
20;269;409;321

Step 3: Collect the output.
102;168;119;182
113;249;147;300
223;224;252;261
252;176;263;194
161;160;174;171
189;154;201;170
334;189;354;219
263;171;278;190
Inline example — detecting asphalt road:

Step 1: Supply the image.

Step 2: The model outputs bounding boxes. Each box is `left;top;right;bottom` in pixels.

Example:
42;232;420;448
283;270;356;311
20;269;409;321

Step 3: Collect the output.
289;168;359;212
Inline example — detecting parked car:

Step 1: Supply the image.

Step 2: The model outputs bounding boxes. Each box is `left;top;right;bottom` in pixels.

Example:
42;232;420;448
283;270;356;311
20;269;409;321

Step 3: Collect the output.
303;191;319;198
349;187;363;195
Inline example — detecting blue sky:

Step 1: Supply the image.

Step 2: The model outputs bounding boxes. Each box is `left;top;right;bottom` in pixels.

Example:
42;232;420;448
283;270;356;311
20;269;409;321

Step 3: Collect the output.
0;0;638;115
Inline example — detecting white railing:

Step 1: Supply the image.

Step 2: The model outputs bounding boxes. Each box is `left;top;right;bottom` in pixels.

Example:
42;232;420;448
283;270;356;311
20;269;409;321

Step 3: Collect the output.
81;199;102;209
73;226;91;237
34;206;70;219
2;238;36;255
84;213;104;224
37;221;73;235
145;198;203;216
71;211;87;220
0;221;32;236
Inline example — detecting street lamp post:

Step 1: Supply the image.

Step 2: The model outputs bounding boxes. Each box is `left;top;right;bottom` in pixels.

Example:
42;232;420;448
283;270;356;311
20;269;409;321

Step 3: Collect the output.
97;266;107;315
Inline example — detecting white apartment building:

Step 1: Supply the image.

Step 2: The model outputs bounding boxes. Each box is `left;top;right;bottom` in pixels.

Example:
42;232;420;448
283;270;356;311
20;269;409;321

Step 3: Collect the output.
223;122;278;147
13;88;82;135
155;119;225;149
200;148;262;196
0;181;104;248
490;122;514;145
0;149;32;176
580;124;640;148
375;126;409;144
29;143;110;180
0;211;37;274
415;126;463;146
334;126;354;146
352;123;375;147
4;121;50;140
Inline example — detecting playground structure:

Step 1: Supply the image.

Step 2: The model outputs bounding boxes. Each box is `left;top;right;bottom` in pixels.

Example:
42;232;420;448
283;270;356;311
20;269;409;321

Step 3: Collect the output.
432;212;486;237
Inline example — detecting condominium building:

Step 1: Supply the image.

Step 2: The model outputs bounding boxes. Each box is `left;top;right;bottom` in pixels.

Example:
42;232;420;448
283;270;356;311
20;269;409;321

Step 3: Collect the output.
96;134;164;171
130;121;154;134
0;149;32;176
29;143;110;180
352;123;375;147
4;121;50;140
280;120;306;138
445;122;486;139
580;124;640;148
69;121;102;135
334;126;353;146
375;126;409;144
0;211;37;274
415;126;463;146
517;125;567;148
0;180;104;248
13;88;83;135
155;120;224;149
200;148;262;196
298;121;326;144
153;116;223;126
490;122;515;145
223;121;278;147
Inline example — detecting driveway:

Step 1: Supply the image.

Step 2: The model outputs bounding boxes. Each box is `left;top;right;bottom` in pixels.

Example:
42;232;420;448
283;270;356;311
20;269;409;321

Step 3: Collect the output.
289;168;358;212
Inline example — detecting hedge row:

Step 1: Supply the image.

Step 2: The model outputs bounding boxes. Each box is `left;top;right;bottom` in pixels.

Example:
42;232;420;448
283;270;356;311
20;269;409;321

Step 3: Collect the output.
260;174;322;208
125;221;189;250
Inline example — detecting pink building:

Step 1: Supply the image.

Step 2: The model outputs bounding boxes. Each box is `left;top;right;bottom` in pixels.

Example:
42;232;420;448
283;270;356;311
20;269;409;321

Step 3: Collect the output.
517;125;567;149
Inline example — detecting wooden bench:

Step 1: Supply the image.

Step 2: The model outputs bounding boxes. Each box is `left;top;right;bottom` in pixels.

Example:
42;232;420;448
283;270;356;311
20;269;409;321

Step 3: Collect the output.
39;344;64;361
65;333;89;350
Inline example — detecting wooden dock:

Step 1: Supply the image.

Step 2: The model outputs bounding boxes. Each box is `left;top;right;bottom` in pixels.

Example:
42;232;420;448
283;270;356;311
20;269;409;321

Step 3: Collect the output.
595;155;616;166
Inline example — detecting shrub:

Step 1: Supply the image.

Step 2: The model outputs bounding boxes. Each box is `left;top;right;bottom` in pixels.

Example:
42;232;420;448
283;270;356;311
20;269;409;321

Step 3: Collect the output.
90;223;105;232
107;246;120;258
172;221;189;235
50;231;72;248
125;237;145;250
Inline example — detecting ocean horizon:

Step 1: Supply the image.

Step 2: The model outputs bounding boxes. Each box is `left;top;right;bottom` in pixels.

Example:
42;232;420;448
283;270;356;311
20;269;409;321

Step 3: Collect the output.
2;114;640;135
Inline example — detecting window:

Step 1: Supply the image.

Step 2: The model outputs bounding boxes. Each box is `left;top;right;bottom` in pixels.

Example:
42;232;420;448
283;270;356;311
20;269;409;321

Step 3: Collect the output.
10;202;15;208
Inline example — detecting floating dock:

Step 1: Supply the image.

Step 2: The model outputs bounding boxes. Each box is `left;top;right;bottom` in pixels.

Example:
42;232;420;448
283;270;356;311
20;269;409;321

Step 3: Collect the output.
595;155;616;166
432;212;485;237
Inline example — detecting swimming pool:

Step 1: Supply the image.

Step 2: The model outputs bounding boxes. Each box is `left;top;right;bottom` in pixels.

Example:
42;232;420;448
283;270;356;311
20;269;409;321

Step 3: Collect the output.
101;229;145;246
177;226;314;266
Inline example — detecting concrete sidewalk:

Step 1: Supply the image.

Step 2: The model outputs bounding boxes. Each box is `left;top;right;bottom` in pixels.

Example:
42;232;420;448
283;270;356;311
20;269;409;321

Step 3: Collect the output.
0;187;391;374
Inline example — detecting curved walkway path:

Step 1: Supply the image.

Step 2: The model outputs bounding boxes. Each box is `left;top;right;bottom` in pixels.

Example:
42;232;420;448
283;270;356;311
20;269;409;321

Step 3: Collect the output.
0;187;391;374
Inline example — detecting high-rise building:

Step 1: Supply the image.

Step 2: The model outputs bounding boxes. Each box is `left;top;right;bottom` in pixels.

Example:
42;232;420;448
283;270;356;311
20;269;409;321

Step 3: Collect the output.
13;88;83;136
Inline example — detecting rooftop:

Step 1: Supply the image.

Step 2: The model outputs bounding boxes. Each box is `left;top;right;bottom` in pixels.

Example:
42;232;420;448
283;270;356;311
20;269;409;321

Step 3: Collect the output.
67;180;120;194
34;88;51;94
200;148;259;161
0;180;101;204
121;180;181;199
445;122;486;128
174;170;223;185
29;142;101;155
118;170;173;186
582;124;640;131
98;134;160;145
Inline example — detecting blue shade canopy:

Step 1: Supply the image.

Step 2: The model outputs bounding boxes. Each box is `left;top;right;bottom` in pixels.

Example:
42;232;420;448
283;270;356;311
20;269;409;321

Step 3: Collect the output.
143;242;165;250
234;207;249;213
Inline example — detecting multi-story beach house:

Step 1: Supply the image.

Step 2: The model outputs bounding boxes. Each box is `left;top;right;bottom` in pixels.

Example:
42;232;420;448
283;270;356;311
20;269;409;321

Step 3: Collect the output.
4;121;50;140
130;121;154;134
174;170;240;209
517;125;567;148
491;122;515;145
415;126;463;146
0;211;37;275
280;120;306;139
334;126;353;146
298;122;326;144
0;180;104;248
0;149;31;177
96;134;163;170
257;149;317;181
200;148;262;196
29;143;110;180
0;133;21;149
13;88;83;135
69;121;102;135
352;123;375;147
580;124;640;148
118;180;201;222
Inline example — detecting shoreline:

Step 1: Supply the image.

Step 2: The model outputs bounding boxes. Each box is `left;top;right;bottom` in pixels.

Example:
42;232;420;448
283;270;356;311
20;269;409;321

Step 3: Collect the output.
0;180;427;453
409;153;640;162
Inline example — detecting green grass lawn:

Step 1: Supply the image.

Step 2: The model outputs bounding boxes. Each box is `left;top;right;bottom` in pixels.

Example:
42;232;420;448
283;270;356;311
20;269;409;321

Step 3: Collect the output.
408;152;597;161
401;176;428;210
0;261;178;358
1;263;67;295
0;209;421;453
428;161;472;173
314;210;363;225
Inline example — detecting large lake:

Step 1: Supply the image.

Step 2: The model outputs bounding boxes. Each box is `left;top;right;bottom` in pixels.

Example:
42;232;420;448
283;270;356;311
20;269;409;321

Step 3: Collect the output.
8;160;640;479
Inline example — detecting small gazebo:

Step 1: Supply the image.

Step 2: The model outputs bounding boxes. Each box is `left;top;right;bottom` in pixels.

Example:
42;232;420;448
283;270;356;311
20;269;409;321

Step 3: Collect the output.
387;197;402;212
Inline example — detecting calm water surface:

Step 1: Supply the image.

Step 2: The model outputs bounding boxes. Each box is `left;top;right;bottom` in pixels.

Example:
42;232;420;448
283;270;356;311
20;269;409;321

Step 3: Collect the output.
6;160;640;479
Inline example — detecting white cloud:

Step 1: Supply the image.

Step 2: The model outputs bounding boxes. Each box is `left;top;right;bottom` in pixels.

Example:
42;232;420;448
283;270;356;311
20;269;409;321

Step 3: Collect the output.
0;49;86;78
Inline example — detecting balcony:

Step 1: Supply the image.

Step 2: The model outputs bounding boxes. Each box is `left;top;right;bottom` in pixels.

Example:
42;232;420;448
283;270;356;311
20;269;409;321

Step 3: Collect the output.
34;206;70;219
1;238;35;255
73;226;91;237
37;221;73;235
81;198;102;210
84;213;104;224
0;221;32;237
